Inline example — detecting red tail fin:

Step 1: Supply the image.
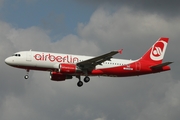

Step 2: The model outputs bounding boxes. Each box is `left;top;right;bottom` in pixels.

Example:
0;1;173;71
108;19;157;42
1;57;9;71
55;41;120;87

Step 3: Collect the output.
140;37;169;64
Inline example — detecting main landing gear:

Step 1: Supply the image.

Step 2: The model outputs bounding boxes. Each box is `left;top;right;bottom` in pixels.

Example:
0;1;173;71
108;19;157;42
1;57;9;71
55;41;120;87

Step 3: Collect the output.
76;76;90;87
24;69;29;79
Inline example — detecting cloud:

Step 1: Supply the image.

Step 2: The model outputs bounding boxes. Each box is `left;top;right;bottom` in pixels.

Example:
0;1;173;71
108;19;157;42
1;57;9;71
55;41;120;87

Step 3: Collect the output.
0;6;180;120
7;26;51;51
78;7;180;60
94;117;106;120
76;0;180;17
137;80;180;120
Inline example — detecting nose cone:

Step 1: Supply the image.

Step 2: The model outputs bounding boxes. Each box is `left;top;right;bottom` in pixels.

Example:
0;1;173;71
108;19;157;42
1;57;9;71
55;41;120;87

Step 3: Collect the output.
5;57;12;65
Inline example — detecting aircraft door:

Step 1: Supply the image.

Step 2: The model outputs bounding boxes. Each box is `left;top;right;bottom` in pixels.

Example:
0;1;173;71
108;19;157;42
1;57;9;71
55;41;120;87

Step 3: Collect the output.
26;51;32;61
136;62;141;71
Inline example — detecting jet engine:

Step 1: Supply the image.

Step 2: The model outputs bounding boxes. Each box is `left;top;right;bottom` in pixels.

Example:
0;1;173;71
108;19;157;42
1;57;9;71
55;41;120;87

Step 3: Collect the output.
50;72;72;81
53;63;81;73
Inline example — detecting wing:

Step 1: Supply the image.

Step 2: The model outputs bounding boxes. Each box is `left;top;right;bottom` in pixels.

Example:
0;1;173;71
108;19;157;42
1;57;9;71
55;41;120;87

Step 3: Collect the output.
77;49;123;71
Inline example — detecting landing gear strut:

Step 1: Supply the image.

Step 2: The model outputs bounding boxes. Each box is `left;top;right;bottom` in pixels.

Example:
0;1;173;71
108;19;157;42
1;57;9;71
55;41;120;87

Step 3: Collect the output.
24;69;29;79
76;75;83;87
82;71;90;84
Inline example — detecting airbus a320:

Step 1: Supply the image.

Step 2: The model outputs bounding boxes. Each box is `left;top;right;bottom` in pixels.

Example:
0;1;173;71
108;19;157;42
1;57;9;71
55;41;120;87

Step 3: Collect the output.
5;37;172;87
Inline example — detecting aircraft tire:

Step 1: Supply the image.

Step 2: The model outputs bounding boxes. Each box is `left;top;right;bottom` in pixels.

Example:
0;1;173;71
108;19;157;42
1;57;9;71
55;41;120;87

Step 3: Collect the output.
84;76;90;83
24;75;29;79
77;81;83;87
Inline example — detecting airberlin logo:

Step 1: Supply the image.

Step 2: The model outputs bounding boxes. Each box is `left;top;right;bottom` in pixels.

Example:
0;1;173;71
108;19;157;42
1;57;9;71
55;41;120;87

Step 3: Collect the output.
150;40;167;61
34;53;79;63
152;47;162;56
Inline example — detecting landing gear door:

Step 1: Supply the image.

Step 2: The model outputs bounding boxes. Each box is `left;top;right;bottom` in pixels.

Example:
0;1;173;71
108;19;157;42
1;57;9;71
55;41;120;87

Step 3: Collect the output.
136;62;141;71
26;51;32;61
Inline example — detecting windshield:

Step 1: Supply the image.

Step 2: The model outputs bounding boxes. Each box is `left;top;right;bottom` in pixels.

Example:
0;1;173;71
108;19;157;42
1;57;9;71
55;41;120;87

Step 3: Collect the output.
13;54;21;57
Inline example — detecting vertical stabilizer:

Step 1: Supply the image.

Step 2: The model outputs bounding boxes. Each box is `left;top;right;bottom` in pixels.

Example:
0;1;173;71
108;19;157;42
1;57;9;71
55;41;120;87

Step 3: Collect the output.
140;37;169;64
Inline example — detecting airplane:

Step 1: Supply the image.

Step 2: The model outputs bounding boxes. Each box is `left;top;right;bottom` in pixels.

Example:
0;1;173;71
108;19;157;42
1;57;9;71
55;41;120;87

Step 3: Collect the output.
5;37;172;87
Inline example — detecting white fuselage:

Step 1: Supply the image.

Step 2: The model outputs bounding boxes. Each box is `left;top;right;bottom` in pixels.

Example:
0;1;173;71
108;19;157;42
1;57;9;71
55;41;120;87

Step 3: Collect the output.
5;51;135;71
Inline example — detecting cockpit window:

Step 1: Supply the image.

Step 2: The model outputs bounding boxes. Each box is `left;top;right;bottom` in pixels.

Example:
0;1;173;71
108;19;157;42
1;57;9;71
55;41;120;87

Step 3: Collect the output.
14;54;21;57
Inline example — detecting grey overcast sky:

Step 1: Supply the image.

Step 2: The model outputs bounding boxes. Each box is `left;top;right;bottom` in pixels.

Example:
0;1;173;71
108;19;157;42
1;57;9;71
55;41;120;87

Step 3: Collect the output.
0;0;180;120
76;0;180;17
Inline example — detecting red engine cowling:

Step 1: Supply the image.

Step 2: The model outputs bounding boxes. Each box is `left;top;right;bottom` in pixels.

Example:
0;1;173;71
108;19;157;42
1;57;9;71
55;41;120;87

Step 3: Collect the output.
59;63;79;73
50;72;72;81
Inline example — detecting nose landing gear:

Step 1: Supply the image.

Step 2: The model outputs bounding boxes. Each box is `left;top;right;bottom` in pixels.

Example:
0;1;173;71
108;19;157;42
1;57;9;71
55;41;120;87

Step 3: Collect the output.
24;75;29;79
24;69;29;79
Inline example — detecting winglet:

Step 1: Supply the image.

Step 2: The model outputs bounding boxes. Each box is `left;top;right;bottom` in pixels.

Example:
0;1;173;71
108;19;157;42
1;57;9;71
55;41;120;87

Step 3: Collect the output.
118;49;123;54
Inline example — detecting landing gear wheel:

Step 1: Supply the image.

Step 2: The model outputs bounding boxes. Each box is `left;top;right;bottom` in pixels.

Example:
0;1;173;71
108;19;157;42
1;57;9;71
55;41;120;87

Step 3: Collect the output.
24;69;30;79
84;76;90;83
77;81;83;87
24;75;29;79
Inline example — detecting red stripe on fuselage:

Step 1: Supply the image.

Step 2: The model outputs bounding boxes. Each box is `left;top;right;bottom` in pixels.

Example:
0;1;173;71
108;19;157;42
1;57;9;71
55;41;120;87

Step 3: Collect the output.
10;62;170;77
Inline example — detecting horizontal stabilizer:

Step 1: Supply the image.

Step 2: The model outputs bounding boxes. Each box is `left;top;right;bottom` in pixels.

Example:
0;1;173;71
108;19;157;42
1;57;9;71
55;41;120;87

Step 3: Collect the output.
150;62;173;70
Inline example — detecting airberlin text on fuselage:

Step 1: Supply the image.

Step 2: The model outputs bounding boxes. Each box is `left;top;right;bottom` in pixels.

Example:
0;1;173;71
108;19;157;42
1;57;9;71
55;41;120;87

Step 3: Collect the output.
34;53;79;63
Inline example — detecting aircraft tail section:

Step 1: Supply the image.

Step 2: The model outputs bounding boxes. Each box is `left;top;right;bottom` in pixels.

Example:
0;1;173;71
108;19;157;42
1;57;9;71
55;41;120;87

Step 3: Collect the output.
140;37;169;64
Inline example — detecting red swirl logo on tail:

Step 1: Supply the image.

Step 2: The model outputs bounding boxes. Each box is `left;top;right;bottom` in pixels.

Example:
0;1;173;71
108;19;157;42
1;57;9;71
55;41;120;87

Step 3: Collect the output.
150;40;167;61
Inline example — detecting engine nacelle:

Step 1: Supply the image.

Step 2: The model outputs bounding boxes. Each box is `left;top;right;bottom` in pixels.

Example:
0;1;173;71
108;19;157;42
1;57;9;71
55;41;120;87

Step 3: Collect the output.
50;72;72;81
59;63;80;73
